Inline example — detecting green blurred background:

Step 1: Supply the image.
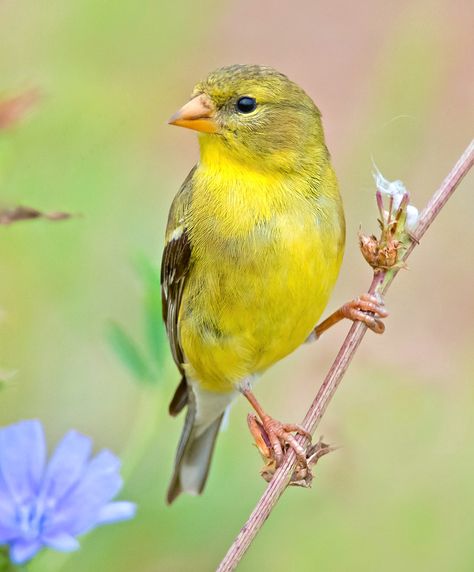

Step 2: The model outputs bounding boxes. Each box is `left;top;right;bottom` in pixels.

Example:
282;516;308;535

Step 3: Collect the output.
1;0;473;570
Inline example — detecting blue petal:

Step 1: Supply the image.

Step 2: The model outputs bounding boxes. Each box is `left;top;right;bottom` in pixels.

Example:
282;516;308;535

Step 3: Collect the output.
40;430;92;504
45;450;124;536
9;538;43;564
42;531;80;552
0;521;18;543
0;420;46;503
0;473;17;541
96;501;136;525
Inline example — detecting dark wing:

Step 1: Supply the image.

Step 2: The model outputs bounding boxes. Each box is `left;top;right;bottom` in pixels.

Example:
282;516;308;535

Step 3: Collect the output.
161;168;195;415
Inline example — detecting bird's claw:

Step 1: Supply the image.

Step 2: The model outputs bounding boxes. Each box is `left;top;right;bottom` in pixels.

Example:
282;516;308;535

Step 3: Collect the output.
248;414;335;485
247;413;311;468
341;292;388;334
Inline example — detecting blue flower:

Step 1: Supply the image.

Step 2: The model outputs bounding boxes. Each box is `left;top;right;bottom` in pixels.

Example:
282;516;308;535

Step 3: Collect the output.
0;420;136;564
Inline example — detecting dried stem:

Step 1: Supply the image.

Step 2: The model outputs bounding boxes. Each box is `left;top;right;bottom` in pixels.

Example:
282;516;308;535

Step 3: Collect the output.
216;139;474;572
0;206;73;226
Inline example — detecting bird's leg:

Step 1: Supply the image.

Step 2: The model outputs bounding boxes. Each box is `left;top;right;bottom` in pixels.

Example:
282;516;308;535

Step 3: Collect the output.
311;293;388;340
242;389;311;467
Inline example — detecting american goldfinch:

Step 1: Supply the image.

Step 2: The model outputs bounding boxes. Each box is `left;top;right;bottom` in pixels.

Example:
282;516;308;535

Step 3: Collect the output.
162;64;386;503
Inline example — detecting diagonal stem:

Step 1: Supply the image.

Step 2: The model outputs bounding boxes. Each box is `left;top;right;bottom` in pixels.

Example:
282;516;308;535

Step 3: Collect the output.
216;139;474;572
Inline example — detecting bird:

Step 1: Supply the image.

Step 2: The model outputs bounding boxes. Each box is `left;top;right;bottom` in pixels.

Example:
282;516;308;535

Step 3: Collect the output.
162;64;387;503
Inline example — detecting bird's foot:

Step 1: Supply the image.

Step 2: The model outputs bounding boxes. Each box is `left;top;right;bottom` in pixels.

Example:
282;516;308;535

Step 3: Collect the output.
340;292;388;334
312;292;388;340
247;413;311;468
248;413;335;485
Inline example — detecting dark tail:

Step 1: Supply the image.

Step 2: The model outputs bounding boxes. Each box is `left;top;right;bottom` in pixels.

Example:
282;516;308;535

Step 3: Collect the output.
167;388;224;504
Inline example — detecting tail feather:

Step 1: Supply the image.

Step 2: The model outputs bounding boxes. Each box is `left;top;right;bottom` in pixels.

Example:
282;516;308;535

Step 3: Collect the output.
168;376;188;416
167;380;237;504
167;411;223;504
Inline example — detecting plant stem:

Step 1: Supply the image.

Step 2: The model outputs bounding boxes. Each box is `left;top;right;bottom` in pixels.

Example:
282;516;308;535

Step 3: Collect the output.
216;139;474;572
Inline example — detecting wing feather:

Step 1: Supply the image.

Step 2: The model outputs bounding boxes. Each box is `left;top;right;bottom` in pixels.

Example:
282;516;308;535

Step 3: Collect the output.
161;168;195;413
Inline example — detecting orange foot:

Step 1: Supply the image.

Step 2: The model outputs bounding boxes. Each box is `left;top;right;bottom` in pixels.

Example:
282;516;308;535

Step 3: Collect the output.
340;293;388;334
313;292;388;339
247;412;311;467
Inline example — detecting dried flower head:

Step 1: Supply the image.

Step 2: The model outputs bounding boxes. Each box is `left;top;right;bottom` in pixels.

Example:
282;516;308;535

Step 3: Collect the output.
372;163;419;232
359;164;419;271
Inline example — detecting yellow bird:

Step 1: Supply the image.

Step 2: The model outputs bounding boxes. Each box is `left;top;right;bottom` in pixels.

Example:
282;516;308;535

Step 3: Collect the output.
162;65;386;503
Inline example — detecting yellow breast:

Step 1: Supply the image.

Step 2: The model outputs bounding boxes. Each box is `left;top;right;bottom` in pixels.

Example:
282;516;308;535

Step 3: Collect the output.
179;159;345;392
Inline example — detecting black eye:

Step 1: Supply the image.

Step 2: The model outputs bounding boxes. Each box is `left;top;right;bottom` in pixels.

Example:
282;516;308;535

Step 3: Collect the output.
236;96;257;114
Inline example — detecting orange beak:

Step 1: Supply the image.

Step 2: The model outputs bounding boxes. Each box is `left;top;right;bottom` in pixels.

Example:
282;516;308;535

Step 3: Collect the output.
168;94;218;134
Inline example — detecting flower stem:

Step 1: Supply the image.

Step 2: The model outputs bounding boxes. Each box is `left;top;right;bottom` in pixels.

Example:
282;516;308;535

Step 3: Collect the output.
120;387;161;482
0;547;21;572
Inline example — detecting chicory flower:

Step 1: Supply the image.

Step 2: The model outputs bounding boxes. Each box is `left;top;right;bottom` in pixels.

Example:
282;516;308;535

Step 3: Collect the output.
0;420;136;564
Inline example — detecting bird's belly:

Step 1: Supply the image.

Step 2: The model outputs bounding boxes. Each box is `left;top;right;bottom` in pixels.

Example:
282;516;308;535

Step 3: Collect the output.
180;219;341;392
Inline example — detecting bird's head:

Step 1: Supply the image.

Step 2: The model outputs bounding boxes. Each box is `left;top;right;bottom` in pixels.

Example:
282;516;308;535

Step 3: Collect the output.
169;64;328;173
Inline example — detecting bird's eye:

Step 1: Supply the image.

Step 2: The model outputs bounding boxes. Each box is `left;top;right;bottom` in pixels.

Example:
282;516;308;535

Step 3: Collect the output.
236;96;257;114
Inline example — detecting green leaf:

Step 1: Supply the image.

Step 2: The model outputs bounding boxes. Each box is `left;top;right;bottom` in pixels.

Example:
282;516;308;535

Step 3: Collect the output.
107;321;153;384
0;547;20;571
135;255;169;373
144;291;168;371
